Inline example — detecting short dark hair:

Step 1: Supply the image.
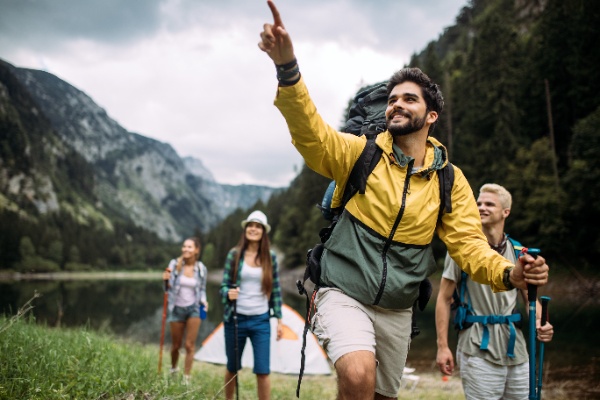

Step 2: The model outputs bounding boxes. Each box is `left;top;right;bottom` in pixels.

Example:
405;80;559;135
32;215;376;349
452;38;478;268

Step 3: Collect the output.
386;67;444;116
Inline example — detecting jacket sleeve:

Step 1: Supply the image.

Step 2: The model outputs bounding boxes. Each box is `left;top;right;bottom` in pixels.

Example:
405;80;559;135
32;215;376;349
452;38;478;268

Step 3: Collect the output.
269;251;283;319
436;167;513;292
273;77;365;183
199;263;208;304
167;259;177;291
220;250;236;306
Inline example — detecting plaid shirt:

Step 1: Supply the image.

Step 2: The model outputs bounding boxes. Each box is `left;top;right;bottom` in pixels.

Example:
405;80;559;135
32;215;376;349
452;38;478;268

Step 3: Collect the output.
220;248;283;322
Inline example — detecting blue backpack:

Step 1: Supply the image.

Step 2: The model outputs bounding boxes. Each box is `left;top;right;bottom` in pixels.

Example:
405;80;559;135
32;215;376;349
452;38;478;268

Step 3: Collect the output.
452;236;525;358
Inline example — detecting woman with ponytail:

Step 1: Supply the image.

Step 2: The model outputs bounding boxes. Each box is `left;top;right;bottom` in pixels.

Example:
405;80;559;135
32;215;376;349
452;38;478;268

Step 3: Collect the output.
162;236;208;385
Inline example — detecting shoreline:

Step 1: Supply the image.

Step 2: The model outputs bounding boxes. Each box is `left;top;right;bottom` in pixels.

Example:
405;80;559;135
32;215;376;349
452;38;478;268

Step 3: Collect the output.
0;270;160;281
2;267;599;304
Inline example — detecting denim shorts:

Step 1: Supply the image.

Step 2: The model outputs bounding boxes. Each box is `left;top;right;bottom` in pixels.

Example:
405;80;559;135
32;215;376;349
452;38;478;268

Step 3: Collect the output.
168;304;200;323
224;312;271;375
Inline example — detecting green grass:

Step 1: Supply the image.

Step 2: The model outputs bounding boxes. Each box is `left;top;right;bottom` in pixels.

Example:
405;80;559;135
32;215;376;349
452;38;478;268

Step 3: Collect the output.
0;299;466;399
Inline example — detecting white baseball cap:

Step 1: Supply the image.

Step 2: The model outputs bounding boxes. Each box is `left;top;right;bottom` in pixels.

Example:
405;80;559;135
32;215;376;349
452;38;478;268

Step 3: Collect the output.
241;210;271;233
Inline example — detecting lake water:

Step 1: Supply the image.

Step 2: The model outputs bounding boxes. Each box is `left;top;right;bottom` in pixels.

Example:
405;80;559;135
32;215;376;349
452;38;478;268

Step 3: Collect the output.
1;272;599;397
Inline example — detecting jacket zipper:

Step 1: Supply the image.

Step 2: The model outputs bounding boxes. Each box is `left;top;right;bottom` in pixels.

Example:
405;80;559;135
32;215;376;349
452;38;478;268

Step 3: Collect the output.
373;159;414;305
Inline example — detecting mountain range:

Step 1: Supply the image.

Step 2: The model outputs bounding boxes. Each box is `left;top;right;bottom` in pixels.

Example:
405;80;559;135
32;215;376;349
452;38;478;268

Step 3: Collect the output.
0;59;282;243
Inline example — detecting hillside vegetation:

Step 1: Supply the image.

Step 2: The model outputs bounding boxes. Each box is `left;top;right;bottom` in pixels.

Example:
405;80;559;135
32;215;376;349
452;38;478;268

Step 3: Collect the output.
205;0;600;273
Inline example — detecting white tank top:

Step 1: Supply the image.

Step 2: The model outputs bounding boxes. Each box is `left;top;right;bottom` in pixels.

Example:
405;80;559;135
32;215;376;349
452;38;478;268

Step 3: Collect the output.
174;273;197;307
235;262;269;316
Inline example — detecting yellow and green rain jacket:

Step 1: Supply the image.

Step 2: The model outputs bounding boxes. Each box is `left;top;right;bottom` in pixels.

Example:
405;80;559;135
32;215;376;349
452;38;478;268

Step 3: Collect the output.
274;78;513;309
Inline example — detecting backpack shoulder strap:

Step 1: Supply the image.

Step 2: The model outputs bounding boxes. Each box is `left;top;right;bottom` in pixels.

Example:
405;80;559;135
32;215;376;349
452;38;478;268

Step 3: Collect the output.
458;270;469;303
452;270;474;331
437;162;455;222
340;133;383;207
507;236;524;260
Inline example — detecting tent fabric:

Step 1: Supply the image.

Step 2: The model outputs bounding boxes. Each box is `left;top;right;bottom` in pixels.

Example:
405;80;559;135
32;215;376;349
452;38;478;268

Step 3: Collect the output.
195;304;331;375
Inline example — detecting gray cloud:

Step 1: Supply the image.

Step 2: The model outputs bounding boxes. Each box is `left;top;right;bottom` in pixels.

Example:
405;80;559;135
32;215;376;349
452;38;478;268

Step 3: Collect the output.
0;0;467;186
1;0;463;53
0;0;165;51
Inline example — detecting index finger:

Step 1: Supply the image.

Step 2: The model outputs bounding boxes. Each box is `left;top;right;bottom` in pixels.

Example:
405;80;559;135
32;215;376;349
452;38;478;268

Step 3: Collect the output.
267;0;284;28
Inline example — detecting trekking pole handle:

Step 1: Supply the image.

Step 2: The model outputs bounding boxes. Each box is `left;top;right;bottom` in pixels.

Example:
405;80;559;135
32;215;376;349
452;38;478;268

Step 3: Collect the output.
525;248;541;302
229;284;238;303
540;296;551;326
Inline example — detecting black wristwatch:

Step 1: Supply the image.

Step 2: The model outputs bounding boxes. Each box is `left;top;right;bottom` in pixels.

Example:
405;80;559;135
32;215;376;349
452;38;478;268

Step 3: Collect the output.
503;267;515;290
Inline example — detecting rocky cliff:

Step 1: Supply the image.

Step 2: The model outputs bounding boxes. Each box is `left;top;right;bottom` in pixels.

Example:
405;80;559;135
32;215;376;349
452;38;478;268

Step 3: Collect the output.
0;59;282;242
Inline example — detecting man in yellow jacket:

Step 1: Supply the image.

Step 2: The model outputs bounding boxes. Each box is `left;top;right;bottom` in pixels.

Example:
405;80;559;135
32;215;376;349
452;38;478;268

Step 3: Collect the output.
258;2;549;399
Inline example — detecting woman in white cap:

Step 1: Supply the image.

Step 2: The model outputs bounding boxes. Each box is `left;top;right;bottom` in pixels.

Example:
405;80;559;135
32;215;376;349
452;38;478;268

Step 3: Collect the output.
220;210;283;400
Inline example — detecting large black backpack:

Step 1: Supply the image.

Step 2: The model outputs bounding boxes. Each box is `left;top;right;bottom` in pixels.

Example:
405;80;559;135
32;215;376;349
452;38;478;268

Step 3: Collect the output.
318;81;388;221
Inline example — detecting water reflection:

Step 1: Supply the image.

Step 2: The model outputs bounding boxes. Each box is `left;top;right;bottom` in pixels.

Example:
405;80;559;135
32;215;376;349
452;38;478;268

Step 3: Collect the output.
0;279;305;348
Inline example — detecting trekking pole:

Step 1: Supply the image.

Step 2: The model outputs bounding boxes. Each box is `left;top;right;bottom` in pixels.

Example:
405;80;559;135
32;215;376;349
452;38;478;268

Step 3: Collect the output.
158;278;169;373
524;247;541;400
537;296;551;400
231;284;239;400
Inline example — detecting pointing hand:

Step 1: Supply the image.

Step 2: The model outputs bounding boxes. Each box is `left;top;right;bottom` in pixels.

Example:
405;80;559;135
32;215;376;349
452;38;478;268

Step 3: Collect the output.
258;0;296;65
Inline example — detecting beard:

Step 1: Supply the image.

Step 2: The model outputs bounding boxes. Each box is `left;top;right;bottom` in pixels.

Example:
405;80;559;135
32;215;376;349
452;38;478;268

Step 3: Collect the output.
386;110;427;137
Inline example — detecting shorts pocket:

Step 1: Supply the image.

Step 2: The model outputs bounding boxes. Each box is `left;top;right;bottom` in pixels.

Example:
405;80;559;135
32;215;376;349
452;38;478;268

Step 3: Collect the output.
311;312;330;351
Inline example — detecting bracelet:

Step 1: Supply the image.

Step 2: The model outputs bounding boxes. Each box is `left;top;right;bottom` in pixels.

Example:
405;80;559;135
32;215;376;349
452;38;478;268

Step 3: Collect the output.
275;58;298;72
278;73;301;87
275;59;300;86
276;65;299;81
277;65;299;81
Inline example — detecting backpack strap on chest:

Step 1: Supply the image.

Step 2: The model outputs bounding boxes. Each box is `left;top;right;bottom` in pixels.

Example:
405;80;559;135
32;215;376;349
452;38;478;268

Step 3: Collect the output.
507;236;524;261
454;270;522;358
465;313;522;358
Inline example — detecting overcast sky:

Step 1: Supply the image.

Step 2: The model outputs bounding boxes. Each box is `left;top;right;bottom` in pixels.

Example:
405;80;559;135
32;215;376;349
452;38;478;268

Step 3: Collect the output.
0;0;467;187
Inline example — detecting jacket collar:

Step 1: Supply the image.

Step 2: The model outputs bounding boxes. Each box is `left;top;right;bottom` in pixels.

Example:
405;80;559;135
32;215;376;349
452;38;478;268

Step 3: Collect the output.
376;132;449;175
